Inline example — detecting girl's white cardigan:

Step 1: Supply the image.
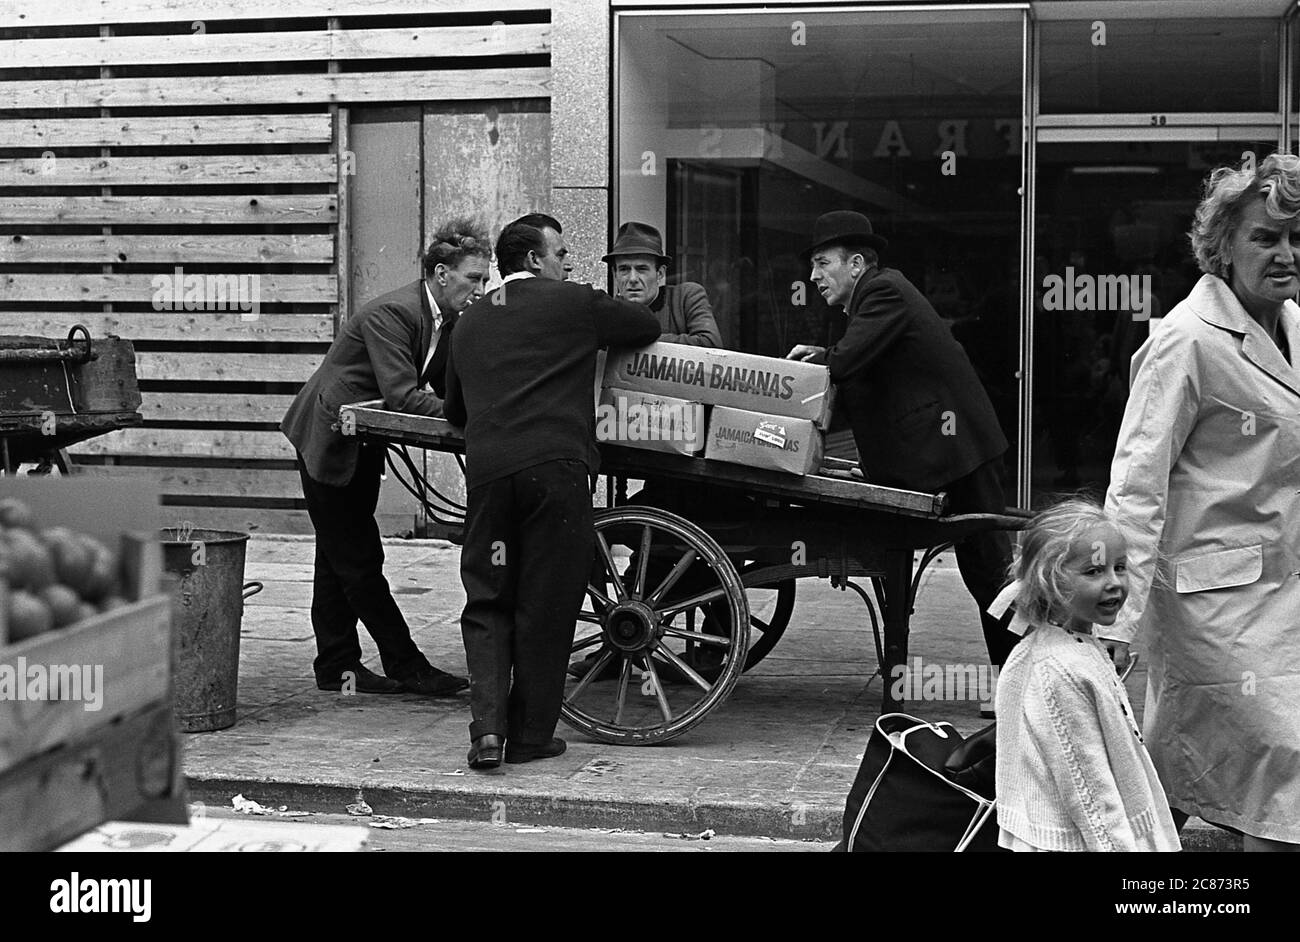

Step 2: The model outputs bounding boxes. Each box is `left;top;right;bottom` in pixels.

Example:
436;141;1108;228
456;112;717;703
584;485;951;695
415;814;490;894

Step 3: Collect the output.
994;622;1181;852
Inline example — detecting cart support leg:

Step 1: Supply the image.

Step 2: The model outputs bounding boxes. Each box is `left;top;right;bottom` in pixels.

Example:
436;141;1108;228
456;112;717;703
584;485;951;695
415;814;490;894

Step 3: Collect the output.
880;549;914;713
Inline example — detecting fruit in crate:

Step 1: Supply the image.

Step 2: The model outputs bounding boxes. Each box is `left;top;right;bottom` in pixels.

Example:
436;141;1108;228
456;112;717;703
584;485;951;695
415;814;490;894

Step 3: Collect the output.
0;498;124;643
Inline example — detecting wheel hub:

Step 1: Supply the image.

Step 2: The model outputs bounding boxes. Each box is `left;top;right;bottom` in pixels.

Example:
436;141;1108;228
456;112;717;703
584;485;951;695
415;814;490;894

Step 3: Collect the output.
604;600;660;653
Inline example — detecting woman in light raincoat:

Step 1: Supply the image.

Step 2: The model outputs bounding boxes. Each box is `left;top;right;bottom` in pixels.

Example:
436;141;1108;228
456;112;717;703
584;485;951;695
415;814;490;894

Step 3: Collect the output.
1105;153;1300;851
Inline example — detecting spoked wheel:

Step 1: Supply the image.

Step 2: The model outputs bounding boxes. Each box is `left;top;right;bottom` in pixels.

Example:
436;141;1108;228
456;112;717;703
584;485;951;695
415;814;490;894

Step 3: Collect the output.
728;571;796;671
563;506;749;745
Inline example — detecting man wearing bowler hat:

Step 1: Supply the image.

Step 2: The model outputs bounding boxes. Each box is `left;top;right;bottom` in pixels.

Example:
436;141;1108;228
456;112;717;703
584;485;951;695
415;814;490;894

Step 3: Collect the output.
603;221;721;348
788;211;1017;689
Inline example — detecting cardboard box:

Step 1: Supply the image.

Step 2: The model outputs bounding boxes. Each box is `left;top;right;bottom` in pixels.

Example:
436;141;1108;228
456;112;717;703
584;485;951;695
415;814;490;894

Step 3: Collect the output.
705;406;824;476
598;387;705;456
604;342;834;428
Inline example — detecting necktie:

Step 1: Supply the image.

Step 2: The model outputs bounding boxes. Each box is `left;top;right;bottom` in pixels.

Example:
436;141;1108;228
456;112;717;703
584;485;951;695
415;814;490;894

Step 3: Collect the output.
422;313;456;398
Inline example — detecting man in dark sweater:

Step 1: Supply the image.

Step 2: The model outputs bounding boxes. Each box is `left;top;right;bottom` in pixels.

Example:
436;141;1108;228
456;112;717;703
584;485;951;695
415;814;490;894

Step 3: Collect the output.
443;214;660;769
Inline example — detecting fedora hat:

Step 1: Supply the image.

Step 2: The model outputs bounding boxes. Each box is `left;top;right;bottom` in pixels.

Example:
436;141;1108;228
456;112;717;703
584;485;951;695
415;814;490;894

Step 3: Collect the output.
602;221;671;267
803;210;888;260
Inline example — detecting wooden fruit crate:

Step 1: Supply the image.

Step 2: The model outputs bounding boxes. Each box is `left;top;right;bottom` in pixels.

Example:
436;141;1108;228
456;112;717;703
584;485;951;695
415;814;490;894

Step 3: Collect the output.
0;478;186;851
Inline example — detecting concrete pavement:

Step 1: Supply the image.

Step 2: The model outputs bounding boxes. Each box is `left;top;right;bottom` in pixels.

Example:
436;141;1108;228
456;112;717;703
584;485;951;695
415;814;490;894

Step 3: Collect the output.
180;535;1239;851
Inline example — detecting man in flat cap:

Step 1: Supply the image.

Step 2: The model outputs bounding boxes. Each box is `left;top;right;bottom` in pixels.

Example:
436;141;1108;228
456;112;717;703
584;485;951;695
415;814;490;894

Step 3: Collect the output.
788;211;1017;692
604;221;721;348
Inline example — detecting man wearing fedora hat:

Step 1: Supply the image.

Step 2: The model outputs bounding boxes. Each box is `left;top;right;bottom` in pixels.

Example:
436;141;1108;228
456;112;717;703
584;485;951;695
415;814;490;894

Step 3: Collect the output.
603;221;721;348
788;210;1018;678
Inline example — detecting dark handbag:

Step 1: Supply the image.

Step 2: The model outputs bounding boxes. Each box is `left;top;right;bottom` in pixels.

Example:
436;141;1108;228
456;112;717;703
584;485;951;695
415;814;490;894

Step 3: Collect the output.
943;721;997;800
837;713;1002;852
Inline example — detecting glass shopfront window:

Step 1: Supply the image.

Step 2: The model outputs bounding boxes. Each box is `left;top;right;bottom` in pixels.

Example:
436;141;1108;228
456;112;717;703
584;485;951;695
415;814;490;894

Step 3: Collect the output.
616;7;1026;484
1029;138;1281;499
1039;18;1280;114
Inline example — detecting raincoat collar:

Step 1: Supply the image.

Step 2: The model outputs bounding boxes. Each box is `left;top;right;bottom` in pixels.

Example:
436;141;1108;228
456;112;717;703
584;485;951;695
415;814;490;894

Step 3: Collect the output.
1190;274;1300;398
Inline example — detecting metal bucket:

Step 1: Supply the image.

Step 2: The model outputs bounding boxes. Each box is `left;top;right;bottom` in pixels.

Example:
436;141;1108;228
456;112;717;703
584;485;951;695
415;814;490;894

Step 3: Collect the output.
161;527;263;732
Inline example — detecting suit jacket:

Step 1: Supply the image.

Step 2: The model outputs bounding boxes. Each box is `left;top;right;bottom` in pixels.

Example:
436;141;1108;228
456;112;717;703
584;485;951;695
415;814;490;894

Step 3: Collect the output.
444;276;661;490
816;267;1007;492
282;279;447;486
651;282;721;347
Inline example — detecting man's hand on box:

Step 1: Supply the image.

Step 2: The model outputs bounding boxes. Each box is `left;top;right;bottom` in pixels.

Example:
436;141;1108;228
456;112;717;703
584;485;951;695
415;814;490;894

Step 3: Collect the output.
787;344;825;362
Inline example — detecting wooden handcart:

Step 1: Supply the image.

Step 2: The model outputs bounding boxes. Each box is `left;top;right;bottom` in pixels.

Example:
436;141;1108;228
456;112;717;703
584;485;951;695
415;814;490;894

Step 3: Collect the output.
0;326;142;474
341;402;1029;746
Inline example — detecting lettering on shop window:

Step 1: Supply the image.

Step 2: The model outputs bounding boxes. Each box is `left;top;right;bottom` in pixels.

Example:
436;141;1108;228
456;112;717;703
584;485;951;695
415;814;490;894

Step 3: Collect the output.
872;121;911;159
814;121;849;159
689;119;1020;163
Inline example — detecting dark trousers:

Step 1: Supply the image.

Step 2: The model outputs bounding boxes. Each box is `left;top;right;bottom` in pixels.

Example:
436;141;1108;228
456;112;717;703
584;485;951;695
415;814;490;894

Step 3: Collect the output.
942;457;1018;667
297;443;430;681
460;460;594;744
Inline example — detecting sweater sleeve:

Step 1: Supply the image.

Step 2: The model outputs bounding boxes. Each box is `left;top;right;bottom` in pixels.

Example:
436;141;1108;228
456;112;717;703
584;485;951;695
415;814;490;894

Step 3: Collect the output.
592;287;662;350
1026;659;1141;851
442;334;466;429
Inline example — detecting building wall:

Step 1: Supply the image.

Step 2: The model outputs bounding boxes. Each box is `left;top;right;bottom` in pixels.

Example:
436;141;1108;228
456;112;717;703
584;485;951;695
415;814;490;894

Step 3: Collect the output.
0;0;551;534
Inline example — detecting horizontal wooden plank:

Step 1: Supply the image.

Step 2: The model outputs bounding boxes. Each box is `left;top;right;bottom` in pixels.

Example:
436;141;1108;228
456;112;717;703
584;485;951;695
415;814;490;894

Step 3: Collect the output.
0;195;337;225
0;154;336;187
136;352;323;383
68;428;297;459
72;464;305;499
3;68;551;109
1;273;336;304
0;114;332;149
3;24;549;69
0;0;547;29
140;391;299;423
0;234;335;265
149;505;312;536
0;312;333;343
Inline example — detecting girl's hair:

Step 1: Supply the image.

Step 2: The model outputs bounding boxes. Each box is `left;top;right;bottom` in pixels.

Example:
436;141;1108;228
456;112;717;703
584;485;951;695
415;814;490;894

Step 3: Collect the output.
1190;152;1300;280
1010;498;1118;625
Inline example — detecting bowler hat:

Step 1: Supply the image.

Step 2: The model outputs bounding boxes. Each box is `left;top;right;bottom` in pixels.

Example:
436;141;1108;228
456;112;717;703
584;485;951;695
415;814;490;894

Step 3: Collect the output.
602;221;671;267
803;210;888;259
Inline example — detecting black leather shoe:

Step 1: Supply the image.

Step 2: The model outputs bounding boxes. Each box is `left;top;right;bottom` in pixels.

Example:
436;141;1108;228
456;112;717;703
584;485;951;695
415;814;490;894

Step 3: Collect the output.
504;737;566;764
316;664;404;694
395;665;469;697
468;735;504;770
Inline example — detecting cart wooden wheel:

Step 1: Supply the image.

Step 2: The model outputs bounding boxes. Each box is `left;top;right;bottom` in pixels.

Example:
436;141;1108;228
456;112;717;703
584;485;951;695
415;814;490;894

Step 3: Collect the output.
709;570;796;672
563;506;749;745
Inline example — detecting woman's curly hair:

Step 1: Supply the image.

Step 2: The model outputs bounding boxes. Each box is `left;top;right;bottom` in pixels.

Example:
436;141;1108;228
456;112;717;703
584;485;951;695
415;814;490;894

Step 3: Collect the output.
1190;152;1300;280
